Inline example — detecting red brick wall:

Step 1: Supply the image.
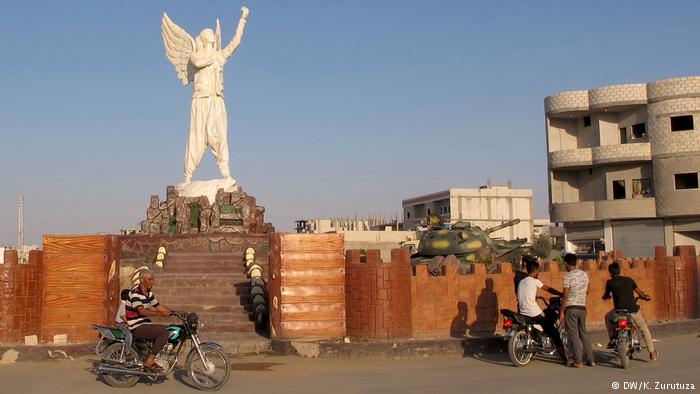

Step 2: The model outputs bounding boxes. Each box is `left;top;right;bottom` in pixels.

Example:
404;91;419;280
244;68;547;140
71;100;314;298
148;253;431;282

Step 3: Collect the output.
346;249;412;339
344;247;699;340
0;249;43;343
655;246;699;320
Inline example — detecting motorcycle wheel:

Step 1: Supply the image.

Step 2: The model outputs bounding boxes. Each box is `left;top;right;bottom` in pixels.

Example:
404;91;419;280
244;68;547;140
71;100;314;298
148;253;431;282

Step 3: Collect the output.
101;343;140;388
508;331;534;367
558;324;568;351
617;338;630;369
185;344;231;391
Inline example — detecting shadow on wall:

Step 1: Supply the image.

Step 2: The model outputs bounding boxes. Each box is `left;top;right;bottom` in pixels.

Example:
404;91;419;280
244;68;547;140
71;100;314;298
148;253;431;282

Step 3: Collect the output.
473;278;498;337
450;301;468;338
449;278;499;338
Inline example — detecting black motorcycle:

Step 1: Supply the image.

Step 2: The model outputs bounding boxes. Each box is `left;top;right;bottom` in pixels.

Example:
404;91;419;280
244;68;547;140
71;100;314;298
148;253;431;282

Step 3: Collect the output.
500;296;567;367
92;311;230;391
609;296;649;369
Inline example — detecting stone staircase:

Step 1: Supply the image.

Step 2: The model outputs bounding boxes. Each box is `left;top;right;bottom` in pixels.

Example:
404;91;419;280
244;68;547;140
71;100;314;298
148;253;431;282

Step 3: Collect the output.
150;251;270;353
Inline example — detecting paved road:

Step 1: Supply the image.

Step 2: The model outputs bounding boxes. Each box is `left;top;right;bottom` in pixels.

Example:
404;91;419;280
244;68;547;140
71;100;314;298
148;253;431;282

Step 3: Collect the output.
1;334;698;394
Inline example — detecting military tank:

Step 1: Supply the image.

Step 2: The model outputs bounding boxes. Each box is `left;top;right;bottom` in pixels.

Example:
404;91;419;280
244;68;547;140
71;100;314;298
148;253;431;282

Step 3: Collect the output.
410;215;529;265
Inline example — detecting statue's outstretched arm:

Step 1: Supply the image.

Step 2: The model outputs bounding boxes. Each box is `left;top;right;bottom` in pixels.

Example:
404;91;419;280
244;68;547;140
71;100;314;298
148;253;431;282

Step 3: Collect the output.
223;6;249;59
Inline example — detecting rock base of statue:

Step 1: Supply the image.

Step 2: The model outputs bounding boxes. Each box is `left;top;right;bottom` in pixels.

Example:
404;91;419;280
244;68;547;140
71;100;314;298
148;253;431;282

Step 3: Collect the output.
140;181;273;235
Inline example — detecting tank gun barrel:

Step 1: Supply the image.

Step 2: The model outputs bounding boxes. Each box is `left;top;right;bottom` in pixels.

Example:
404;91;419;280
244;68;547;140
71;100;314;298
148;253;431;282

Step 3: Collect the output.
485;219;521;234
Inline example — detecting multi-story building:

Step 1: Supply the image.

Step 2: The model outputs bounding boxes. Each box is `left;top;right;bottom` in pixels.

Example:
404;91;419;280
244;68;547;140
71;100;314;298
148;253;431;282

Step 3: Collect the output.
546;76;700;257
402;184;534;242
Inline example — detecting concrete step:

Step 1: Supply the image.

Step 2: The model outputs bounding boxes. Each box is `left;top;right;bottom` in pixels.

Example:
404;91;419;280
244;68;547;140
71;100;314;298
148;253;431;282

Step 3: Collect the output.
198;332;270;355
156;294;250;305
149;304;249;314
153;288;252;300
149;315;257;333
155;274;251;288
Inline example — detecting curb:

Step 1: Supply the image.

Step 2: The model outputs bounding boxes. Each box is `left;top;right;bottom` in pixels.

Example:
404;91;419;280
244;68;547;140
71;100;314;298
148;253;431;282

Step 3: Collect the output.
2;319;698;362
271;319;700;359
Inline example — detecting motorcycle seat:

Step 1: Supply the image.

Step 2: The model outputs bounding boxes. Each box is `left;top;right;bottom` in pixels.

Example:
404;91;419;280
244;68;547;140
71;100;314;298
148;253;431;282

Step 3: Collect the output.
92;324;126;341
500;309;528;325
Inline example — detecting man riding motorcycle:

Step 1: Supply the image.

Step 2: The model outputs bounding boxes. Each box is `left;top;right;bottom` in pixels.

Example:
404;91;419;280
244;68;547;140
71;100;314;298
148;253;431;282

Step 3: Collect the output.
126;270;173;371
516;260;567;363
602;262;657;361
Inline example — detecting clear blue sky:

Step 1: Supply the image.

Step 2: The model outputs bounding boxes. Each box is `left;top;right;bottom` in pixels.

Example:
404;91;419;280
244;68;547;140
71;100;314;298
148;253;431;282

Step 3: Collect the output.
2;1;700;245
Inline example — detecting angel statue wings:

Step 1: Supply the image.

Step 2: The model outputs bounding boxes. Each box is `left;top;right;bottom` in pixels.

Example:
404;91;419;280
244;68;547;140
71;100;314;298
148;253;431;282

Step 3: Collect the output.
161;6;249;187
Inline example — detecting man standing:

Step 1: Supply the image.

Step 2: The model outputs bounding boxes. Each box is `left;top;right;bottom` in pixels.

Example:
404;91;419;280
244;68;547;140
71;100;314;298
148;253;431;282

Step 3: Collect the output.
602;262;657;361
517;261;567;363
126;270;172;371
560;253;595;367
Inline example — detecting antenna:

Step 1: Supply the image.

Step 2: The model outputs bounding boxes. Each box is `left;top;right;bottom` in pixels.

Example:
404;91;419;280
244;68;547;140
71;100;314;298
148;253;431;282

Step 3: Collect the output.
18;194;24;249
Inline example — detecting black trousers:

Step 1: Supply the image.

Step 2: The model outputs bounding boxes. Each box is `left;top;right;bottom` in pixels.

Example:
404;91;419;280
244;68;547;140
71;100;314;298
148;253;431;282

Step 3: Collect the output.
131;324;170;359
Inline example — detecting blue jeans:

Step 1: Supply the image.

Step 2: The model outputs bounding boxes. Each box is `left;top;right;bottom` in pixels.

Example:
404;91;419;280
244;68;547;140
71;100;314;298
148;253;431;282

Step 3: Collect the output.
117;322;133;360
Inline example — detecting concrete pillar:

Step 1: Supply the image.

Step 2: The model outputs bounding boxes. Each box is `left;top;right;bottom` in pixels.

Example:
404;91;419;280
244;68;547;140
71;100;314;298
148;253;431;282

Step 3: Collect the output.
604;220;614;252
663;218;675;251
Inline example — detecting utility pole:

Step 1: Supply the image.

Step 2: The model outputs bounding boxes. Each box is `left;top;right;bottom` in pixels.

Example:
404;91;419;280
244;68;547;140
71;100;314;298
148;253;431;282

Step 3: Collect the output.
18;194;24;249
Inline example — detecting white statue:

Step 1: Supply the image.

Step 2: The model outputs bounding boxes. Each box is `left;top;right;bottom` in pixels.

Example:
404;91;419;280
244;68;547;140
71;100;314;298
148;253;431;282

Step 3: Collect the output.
161;7;249;188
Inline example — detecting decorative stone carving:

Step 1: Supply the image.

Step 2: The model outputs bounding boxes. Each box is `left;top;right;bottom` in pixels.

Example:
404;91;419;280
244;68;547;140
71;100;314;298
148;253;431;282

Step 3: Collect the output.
139;185;271;235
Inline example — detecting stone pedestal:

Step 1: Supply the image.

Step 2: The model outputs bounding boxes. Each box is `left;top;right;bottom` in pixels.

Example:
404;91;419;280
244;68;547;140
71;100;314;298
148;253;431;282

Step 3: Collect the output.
140;184;273;235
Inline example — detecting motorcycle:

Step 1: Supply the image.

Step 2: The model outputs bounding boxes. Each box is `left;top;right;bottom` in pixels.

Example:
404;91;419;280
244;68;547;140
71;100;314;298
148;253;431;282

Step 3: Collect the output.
500;296;567;367
609;296;649;369
92;311;230;391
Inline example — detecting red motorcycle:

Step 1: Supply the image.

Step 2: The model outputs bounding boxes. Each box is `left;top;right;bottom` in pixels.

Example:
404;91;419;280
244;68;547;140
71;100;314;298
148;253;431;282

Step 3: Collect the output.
610;296;649;369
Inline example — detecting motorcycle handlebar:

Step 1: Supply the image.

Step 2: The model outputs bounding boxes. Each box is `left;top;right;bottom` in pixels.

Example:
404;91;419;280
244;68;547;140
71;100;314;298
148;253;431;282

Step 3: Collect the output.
169;311;186;319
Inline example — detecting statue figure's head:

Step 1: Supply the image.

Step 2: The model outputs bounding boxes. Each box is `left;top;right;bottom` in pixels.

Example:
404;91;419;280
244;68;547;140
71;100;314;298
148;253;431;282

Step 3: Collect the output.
150;195;159;209
198;28;216;48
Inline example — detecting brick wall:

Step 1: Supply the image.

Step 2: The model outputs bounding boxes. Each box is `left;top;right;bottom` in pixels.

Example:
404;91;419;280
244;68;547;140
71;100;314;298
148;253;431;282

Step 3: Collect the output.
549;148;593;168
655;246;699;320
545;90;589;114
345;249;411;339
345;248;699;340
589;83;647;109
0;249;44;343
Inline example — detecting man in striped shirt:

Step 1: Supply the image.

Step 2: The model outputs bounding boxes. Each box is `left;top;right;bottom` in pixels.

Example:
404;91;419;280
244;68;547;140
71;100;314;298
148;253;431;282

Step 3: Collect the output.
560;253;595;367
126;270;172;371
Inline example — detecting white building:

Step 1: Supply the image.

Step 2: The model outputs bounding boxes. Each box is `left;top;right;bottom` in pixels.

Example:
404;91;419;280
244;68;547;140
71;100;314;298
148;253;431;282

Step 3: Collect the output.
402;184;534;242
545;76;700;257
299;217;416;261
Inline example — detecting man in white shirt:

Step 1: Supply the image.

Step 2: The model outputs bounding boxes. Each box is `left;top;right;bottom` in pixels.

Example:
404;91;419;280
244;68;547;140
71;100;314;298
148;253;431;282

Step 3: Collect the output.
115;289;133;361
517;260;567;363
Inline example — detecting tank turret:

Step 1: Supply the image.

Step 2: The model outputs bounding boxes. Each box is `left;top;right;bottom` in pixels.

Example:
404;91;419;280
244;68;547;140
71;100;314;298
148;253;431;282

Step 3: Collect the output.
413;215;529;265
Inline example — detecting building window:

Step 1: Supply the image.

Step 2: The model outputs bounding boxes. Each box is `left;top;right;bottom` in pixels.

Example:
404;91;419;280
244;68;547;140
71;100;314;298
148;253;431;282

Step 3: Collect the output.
612;180;626;199
631;123;647;139
583;116;591;127
406;212;411;219
670;115;694;132
427;208;431;215
619;127;627;144
675;173;699;190
632;179;653;198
